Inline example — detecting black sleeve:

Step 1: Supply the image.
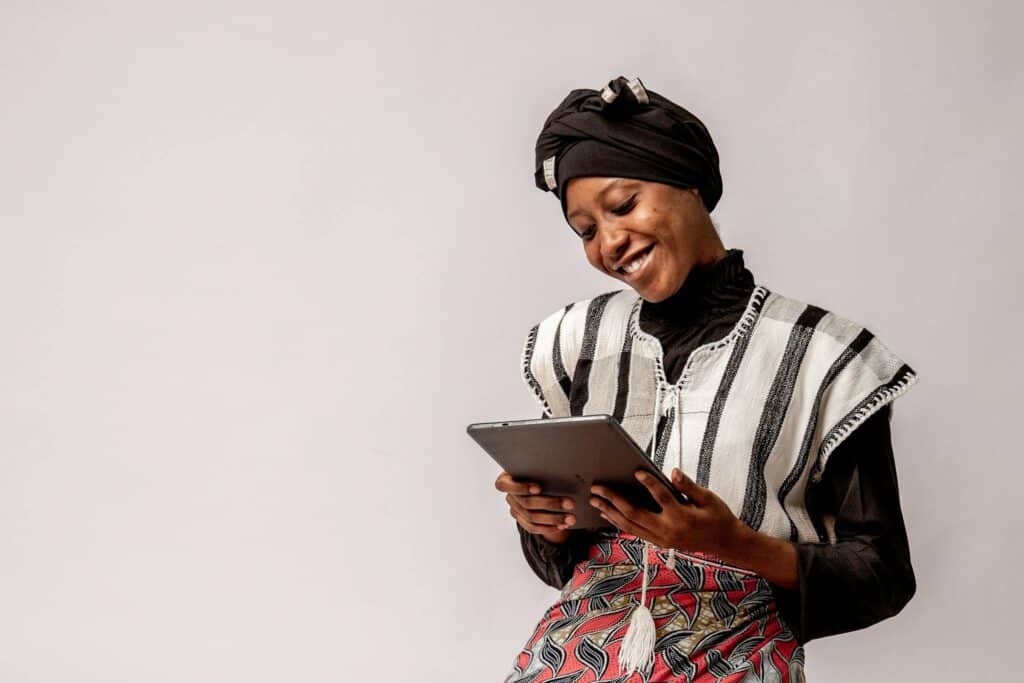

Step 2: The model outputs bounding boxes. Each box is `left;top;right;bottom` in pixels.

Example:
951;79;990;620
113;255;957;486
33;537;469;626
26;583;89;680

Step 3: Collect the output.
770;403;917;645
517;522;597;589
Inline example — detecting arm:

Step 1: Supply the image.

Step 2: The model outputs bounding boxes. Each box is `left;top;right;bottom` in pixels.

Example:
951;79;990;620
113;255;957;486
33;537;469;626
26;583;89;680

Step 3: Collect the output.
517;522;596;589
764;403;917;644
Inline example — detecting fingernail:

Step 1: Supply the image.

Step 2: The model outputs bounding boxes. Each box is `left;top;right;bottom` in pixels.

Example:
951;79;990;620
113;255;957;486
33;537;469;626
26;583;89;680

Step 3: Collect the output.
564;515;575;525
562;499;574;510
635;471;646;481
529;485;540;494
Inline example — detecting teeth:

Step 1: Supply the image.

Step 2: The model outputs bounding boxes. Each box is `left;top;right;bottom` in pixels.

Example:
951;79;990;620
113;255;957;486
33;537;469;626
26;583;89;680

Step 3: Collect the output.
621;248;652;275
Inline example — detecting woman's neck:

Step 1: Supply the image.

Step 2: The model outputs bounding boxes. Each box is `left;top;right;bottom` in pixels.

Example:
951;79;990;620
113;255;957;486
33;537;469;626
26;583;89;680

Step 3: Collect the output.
639;247;752;322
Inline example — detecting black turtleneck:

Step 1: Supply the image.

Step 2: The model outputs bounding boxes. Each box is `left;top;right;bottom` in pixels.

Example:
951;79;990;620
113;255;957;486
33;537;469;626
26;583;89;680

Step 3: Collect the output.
638;247;754;384
516;246;916;646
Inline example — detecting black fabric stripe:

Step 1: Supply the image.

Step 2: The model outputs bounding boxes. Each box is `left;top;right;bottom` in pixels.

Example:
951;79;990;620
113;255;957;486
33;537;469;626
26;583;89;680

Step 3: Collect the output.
645;407;673;464
551;302;574;401
780;327;874;542
653;407;676;469
740;305;827;531
522;323;547;415
569;292;615;416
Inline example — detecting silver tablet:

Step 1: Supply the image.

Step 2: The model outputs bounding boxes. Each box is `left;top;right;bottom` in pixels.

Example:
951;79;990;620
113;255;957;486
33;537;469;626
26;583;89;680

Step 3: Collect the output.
467;413;690;530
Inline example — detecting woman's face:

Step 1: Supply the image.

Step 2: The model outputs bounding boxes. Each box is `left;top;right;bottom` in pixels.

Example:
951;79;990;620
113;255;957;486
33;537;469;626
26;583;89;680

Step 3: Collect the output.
563;177;721;303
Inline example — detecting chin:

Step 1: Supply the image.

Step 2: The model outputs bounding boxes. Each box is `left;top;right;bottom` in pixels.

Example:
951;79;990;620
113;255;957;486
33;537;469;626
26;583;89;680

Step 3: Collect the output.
633;284;666;303
632;274;675;303
639;291;667;303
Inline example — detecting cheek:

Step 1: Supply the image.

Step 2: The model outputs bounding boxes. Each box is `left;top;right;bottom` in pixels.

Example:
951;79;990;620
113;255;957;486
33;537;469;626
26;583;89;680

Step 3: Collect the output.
636;210;670;244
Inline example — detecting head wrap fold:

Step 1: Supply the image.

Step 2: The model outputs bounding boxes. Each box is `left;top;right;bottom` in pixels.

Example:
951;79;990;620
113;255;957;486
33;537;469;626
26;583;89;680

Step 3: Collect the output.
534;75;723;223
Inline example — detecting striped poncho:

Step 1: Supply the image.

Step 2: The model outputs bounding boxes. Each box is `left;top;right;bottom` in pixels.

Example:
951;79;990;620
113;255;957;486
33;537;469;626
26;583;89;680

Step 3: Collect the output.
520;284;919;546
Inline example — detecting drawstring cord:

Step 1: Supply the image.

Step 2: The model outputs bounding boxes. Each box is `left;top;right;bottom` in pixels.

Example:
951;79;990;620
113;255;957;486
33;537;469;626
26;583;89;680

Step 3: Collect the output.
619;381;676;676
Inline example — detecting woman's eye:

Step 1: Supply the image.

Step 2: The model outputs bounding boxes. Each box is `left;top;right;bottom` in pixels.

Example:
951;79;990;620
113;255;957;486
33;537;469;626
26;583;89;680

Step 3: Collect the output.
612;195;636;215
581;227;596;241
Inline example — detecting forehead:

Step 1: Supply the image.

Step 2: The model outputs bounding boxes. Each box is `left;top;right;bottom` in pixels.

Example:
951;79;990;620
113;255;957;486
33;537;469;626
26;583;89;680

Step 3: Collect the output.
565;177;641;217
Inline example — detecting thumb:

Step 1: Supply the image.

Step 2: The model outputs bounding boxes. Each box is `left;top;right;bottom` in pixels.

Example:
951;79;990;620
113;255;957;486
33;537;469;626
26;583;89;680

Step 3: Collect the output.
671;467;706;505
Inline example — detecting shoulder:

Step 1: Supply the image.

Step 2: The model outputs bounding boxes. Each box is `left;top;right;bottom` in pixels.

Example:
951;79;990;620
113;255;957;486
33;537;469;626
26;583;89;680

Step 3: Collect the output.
524;287;636;356
755;287;920;480
529;288;634;330
519;288;634;416
759;287;915;384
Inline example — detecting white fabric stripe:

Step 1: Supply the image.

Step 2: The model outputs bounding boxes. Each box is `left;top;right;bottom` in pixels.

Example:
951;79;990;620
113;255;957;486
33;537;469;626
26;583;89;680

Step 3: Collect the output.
619;338;659;450
555;300;591;395
625;75;649;104
746;301;823;537
543;155;557;191
678;399;707;483
779;309;872;538
707;300;792;519
674;291;774;483
579;291;636;418
814;342;917;479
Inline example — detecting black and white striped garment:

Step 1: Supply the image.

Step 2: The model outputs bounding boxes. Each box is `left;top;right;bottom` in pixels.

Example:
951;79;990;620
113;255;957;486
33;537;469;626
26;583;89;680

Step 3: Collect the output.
520;284;919;545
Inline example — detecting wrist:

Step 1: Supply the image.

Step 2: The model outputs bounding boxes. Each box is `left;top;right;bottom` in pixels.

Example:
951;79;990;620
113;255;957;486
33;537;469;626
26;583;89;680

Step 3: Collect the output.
718;518;756;563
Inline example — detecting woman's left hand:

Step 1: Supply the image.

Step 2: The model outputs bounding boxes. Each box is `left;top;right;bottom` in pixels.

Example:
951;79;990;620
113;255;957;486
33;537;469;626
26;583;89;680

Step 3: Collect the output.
589;467;748;558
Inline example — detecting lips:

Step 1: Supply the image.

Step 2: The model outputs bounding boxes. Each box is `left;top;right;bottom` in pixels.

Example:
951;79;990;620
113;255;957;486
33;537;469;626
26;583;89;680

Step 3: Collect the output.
614;244;655;275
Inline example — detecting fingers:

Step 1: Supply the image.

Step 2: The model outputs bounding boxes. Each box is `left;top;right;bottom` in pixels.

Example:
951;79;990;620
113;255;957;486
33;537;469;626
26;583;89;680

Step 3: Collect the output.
508;492;574;512
590;496;648;538
496;470;576;532
633;470;677;508
670;467;707;505
495;472;574;511
589;484;658;533
494;471;541;495
509;496;576;531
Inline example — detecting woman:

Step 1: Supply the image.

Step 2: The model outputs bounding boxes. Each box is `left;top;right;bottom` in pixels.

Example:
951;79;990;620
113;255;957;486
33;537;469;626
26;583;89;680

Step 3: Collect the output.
494;76;918;682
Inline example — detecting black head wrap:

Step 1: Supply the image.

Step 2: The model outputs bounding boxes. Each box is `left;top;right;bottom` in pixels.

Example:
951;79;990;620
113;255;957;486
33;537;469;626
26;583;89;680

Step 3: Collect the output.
534;75;723;224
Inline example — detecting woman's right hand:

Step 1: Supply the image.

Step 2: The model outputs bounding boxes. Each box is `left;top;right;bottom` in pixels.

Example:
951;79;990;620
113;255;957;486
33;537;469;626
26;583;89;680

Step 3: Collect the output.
494;471;576;544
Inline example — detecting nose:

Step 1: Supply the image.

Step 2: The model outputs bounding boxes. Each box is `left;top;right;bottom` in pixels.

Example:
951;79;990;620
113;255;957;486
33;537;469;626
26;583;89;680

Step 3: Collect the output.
600;226;629;268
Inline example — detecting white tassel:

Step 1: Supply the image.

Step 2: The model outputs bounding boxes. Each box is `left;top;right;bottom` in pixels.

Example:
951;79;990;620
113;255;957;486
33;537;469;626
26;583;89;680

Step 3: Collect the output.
619;540;656;676
619;603;656;676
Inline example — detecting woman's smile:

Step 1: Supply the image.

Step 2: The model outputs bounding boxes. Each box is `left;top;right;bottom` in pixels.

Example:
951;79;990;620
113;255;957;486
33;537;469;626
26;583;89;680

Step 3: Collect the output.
617;245;655;282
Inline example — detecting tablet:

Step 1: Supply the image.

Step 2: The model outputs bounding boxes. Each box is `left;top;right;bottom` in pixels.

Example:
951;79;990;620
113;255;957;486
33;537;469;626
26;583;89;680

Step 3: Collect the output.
467;413;690;530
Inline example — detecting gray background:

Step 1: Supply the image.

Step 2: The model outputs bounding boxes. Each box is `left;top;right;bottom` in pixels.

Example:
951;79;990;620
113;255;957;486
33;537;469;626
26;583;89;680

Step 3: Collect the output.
1;1;1018;680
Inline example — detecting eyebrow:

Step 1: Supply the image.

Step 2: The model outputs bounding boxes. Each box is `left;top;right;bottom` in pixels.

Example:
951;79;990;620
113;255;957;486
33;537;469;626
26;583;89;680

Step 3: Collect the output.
567;178;626;222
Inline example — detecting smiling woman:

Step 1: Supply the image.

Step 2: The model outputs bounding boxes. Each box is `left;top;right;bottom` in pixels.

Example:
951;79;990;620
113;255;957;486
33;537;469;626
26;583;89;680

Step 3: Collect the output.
493;75;920;683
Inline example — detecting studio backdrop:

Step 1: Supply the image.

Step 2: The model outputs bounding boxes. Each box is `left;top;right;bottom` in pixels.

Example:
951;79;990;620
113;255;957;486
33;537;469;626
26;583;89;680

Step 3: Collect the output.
0;1;1018;681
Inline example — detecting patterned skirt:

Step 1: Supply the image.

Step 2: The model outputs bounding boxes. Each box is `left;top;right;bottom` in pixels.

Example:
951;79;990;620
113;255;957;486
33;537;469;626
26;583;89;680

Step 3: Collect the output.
504;532;806;683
